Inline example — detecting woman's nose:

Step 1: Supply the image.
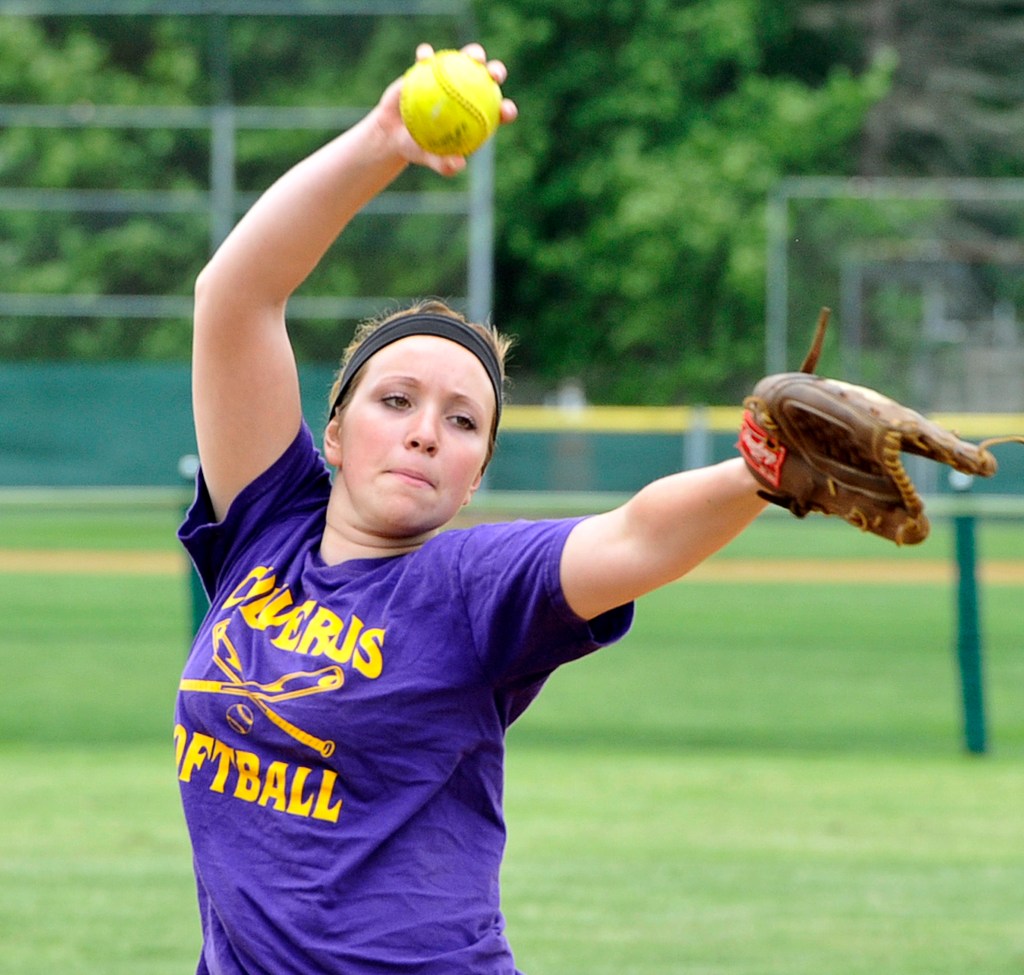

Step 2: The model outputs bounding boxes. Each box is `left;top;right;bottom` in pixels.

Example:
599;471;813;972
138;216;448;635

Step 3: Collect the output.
405;412;439;454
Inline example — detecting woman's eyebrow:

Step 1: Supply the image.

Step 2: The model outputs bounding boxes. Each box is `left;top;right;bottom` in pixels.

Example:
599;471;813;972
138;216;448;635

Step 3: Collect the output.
374;374;486;408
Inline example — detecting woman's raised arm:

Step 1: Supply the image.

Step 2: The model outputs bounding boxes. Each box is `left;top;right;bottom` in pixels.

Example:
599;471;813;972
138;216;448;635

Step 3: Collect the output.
190;44;515;520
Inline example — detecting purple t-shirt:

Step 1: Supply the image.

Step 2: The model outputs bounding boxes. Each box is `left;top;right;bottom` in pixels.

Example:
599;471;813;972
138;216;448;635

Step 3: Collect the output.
175;422;633;975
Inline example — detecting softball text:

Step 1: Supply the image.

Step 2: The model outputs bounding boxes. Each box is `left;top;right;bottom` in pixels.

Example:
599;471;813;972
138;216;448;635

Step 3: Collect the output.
223;565;385;678
174;724;343;823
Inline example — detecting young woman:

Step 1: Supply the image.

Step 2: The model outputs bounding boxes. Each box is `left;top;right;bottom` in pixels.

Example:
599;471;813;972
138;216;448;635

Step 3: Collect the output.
175;42;767;975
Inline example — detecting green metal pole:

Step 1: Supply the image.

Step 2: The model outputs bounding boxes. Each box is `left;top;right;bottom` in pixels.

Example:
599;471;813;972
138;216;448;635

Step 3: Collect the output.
180;455;210;639
951;472;987;755
187;546;209;638
208;14;236;253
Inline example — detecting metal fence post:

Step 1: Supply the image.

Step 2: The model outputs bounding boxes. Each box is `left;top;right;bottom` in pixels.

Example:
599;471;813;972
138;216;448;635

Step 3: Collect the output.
949;470;988;754
683;405;710;470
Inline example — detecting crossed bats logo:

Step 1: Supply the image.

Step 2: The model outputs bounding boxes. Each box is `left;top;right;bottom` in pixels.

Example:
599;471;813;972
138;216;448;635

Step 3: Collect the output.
180;619;339;758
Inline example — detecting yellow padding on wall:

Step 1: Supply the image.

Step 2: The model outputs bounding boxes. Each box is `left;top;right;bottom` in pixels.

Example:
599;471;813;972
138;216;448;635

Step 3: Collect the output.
501;406;1024;437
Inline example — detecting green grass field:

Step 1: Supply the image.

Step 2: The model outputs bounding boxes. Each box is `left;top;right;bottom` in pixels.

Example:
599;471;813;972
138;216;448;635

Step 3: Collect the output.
1;502;1023;974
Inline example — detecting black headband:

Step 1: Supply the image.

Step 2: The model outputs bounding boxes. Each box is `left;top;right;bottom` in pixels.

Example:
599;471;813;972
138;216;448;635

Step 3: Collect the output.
331;313;503;424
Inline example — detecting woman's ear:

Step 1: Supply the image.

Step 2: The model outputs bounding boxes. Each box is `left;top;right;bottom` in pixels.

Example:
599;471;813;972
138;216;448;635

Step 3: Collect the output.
323;413;343;467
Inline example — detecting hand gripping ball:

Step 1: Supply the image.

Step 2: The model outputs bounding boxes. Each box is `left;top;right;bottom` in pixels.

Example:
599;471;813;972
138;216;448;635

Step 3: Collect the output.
399;49;502;157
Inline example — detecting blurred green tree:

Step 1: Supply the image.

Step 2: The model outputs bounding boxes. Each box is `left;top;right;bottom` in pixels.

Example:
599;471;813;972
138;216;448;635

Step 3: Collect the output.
0;6;888;403
481;0;890;402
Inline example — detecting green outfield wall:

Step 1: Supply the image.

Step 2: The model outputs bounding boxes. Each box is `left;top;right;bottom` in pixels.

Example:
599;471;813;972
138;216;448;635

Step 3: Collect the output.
2;363;1023;495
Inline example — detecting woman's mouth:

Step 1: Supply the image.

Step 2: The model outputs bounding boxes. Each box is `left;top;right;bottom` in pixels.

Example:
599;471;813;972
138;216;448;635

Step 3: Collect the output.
389;468;434;489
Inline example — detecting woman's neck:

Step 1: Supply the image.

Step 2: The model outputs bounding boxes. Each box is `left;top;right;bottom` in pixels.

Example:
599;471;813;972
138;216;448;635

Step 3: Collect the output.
318;510;437;566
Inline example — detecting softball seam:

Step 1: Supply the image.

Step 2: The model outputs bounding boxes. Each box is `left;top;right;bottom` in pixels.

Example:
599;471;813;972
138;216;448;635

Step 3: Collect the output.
431;55;488;130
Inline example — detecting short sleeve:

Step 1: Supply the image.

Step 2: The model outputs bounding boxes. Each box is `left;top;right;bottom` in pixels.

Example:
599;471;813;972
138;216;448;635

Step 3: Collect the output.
451;519;633;704
178;421;332;598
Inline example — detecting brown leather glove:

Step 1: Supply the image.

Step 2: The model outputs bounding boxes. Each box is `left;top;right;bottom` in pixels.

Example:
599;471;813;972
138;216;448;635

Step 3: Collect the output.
738;308;1024;545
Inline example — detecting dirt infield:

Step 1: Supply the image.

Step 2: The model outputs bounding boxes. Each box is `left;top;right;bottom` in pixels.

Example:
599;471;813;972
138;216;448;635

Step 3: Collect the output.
688;559;1024;585
2;548;1024;584
0;550;184;576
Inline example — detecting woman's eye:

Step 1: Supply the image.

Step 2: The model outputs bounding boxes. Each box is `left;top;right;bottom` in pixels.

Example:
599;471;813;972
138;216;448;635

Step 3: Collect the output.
382;393;411;409
451;414;478;431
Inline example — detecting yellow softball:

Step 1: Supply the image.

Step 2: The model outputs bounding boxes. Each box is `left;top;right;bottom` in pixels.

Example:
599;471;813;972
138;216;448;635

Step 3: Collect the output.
399;49;502;157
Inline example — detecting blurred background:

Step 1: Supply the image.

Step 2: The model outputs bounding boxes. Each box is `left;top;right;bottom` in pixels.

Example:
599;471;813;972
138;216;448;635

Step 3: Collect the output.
1;4;1023;973
1;1;1023;493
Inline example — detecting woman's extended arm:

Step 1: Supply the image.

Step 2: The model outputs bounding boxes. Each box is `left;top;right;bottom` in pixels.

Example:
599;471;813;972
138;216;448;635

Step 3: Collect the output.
560;457;768;620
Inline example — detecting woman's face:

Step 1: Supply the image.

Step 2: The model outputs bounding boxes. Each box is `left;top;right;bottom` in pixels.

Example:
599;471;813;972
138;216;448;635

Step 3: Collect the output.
325;335;495;541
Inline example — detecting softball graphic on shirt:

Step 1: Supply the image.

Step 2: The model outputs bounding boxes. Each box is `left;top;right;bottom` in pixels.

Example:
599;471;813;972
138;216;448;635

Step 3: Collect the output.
180;618;342;758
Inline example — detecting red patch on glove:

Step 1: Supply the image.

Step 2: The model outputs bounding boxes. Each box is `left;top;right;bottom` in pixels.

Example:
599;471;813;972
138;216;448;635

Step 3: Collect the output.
738;411;786;488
